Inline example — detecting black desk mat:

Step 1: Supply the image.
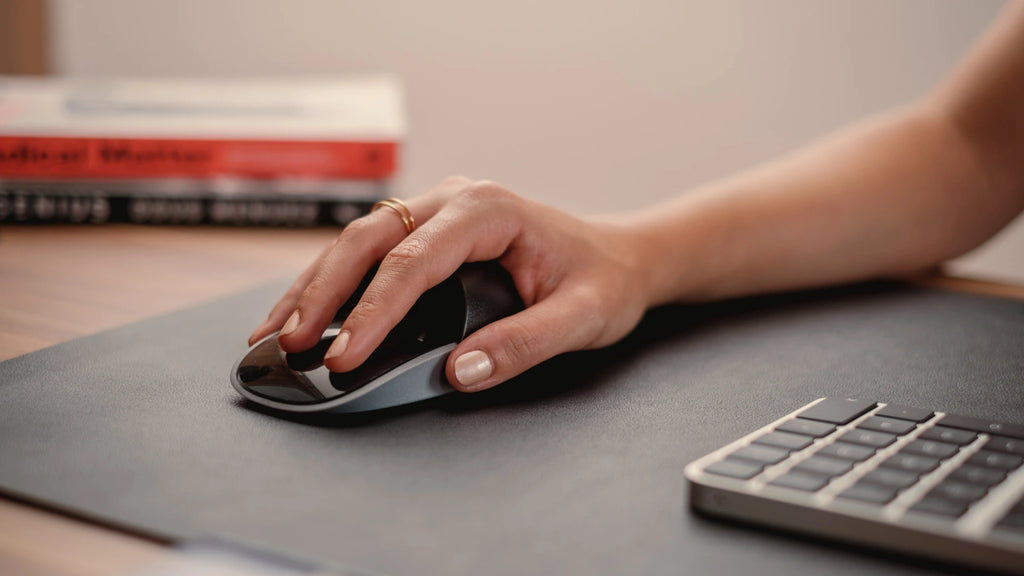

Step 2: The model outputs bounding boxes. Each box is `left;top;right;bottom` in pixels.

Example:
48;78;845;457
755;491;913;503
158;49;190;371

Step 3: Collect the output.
1;280;1022;575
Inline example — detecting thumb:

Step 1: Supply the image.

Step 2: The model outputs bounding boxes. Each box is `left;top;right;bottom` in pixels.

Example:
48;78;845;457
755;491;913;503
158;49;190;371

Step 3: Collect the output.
445;286;604;392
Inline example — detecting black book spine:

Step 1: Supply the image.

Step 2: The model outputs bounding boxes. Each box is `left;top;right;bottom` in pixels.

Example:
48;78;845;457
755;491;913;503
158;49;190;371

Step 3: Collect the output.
0;188;375;227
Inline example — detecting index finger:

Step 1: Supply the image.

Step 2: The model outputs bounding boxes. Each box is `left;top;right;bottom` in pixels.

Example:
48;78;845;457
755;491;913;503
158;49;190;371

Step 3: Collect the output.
272;176;474;354
322;183;523;373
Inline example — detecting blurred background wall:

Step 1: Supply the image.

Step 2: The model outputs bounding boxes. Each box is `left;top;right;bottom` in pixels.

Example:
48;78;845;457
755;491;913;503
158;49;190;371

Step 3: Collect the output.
39;0;1024;281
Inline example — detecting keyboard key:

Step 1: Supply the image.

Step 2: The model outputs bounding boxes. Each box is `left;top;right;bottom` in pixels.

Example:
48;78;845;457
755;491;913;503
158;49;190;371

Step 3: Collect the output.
817;442;876;462
860;468;919;490
910;495;970;518
947;464;1007;487
968;450;1024;471
837;482;898;505
986;436;1024;457
928;479;988;504
753;431;814;452
686;399;1024;574
881;453;940;474
997;498;1024;530
797;398;877;424
901;439;959;460
874;404;934;423
730;444;790;466
839;429;897;449
792;456;853;478
939;414;1024;441
769;472;830;492
919;426;977;446
990;527;1024;544
776;418;836;438
996;507;1024;531
705;458;763;480
858;416;917;435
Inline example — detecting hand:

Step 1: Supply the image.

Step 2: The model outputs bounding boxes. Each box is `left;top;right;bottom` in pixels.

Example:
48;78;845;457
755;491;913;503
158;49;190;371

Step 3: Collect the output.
248;177;653;392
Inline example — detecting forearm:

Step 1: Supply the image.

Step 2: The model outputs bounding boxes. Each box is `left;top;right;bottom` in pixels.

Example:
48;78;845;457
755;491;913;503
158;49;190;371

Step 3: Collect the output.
626;106;1020;305
624;1;1024;307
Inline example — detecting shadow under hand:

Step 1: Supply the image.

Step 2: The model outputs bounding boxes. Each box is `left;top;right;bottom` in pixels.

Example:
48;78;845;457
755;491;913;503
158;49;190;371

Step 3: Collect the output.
230;395;434;428
441;301;714;413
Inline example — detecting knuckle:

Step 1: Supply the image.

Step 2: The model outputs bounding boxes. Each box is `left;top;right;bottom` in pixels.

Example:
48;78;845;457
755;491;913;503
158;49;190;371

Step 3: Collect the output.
340;215;374;237
497;318;539;366
283;280;308;301
346;292;384;325
298;270;332;308
377;237;433;294
577;282;606;330
434;175;474;202
562;283;612;345
382;236;430;271
298;257;345;304
441;174;473;187
573;283;606;315
458;180;514;205
345;283;407;336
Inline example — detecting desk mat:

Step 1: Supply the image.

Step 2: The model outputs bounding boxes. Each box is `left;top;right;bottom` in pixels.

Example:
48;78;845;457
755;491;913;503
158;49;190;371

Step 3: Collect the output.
1;280;1022;575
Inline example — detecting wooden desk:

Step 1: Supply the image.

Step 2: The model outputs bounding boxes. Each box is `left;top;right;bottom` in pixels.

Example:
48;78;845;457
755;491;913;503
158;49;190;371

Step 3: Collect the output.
0;225;1022;575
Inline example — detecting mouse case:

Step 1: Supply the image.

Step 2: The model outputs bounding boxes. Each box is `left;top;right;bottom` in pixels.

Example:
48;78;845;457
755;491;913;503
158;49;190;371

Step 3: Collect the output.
231;262;523;413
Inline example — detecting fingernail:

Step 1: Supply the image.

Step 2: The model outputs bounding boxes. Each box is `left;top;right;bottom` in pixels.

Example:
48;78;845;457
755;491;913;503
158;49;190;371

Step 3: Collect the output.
454;350;493;388
279;311;300;336
324;330;350;361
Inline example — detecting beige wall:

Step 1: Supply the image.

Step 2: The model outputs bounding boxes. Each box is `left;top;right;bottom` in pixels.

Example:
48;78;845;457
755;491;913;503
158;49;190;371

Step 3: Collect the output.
51;0;1021;282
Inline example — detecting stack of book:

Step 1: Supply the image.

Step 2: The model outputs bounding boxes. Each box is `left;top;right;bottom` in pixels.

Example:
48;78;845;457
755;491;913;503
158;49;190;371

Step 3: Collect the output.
0;76;404;226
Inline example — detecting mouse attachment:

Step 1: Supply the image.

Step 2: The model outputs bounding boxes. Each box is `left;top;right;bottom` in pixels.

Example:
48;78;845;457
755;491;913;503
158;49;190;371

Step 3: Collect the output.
231;261;524;414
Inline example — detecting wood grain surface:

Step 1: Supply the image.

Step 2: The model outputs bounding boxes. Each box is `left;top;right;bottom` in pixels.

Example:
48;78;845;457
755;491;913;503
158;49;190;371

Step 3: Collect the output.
0;225;337;363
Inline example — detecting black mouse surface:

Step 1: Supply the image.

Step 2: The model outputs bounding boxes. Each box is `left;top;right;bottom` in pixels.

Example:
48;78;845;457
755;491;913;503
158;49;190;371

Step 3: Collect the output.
231;261;524;413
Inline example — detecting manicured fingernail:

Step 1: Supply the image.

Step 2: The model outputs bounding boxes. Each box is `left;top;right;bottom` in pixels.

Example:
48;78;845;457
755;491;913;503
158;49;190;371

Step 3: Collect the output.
279;311;300;336
454;350;493;388
324;330;350;361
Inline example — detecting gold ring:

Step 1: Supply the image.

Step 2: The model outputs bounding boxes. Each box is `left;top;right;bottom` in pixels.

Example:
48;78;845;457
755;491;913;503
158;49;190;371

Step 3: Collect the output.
371;198;416;234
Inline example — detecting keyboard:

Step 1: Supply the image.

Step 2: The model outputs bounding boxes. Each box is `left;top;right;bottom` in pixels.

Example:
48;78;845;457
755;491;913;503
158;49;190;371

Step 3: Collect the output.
685;398;1024;574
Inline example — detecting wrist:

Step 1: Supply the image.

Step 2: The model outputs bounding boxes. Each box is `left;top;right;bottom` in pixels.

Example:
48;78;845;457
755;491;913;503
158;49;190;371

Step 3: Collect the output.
609;199;725;307
592;212;687;310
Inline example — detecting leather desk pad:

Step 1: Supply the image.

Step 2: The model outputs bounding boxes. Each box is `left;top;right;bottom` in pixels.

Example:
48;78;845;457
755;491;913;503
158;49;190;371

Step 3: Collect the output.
1;281;1021;575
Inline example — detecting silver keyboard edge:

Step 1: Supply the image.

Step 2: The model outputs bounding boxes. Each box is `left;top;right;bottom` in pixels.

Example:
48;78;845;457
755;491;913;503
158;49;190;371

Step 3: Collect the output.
685;398;1024;547
962;452;1024;534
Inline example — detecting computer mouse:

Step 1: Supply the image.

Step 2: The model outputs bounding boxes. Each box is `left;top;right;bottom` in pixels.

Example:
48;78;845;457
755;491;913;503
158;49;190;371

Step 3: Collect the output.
231;261;524;414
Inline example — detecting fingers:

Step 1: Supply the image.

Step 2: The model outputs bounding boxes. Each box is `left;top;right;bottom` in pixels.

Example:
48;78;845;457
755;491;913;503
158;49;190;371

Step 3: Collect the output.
257;176;472;352
248;175;644;398
444;284;609;392
276;193;452;352
322;183;523;372
273;209;409;352
247;213;401;349
248;238;340;345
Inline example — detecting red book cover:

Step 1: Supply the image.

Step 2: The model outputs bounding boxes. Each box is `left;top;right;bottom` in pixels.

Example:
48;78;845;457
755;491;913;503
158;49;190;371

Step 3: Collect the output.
0;136;396;179
0;76;404;180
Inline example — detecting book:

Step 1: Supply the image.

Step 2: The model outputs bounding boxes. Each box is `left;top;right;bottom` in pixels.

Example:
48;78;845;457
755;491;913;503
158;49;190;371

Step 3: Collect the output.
0;76;404;180
0;178;383;227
